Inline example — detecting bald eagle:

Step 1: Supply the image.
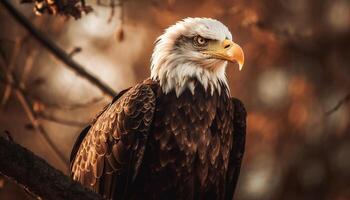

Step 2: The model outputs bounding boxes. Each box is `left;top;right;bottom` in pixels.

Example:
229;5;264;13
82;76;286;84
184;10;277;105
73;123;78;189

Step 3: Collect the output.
70;18;246;200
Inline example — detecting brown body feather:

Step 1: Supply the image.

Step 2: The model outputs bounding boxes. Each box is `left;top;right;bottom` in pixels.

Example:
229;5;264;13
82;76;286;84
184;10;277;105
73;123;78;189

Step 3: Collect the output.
70;78;246;200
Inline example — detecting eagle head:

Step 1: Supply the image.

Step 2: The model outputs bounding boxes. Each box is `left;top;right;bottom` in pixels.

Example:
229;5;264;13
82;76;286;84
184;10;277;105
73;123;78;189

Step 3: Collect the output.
151;17;244;97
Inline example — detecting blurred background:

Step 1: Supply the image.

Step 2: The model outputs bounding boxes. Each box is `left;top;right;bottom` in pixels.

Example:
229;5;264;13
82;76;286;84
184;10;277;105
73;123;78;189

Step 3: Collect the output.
0;0;349;199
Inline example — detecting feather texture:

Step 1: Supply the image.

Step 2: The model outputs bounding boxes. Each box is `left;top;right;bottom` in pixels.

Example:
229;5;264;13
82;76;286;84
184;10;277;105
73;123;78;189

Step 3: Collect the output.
70;79;245;200
70;81;156;199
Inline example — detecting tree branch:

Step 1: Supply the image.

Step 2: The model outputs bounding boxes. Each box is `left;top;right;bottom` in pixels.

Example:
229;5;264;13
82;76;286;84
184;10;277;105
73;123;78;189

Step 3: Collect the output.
325;93;350;116
0;61;69;167
28;95;103;111
0;136;103;200
0;37;22;109
38;112;87;127
0;0;116;98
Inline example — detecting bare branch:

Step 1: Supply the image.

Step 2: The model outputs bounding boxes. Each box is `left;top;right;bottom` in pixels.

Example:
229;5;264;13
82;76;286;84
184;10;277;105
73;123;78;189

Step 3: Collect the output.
0;37;22;108
114;0;125;42
0;61;68;167
28;95;104;110
325;93;350;116
0;0;117;98
0;136;103;200
107;0;116;23
68;47;82;57
3;130;14;142
38;112;87;127
20;49;38;85
96;0;121;8
1;84;12;108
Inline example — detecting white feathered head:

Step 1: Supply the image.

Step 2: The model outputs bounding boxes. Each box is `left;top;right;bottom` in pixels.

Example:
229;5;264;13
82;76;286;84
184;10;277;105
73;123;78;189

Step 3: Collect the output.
151;18;244;96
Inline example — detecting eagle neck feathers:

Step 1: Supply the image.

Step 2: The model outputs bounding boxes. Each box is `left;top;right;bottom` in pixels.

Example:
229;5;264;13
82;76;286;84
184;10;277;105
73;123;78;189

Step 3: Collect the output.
151;61;229;97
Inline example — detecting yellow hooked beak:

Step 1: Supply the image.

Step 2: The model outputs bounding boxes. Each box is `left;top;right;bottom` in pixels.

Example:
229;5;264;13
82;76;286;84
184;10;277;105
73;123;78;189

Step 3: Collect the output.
202;39;244;71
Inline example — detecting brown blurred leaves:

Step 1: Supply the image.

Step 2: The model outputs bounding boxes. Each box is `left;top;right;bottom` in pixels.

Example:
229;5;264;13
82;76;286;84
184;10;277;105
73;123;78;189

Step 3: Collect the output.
1;0;350;199
21;0;92;19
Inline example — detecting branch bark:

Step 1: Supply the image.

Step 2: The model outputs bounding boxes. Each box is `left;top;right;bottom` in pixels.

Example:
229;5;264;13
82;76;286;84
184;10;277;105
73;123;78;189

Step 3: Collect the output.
0;0;116;98
0;136;103;200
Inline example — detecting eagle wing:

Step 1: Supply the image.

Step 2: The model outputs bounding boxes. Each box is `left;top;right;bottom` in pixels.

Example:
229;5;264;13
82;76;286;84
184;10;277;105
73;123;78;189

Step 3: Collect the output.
70;83;155;199
225;98;247;200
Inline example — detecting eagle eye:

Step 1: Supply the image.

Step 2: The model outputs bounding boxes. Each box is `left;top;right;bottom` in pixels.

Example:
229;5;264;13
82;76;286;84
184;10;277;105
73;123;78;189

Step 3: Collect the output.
193;36;208;46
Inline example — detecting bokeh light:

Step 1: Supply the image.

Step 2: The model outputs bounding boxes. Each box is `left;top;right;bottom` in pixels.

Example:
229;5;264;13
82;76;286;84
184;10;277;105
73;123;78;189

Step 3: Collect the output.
0;0;349;199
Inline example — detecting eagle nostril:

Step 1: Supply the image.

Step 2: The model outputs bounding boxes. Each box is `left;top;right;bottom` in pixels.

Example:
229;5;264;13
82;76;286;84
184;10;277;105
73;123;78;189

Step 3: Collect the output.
224;44;231;49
